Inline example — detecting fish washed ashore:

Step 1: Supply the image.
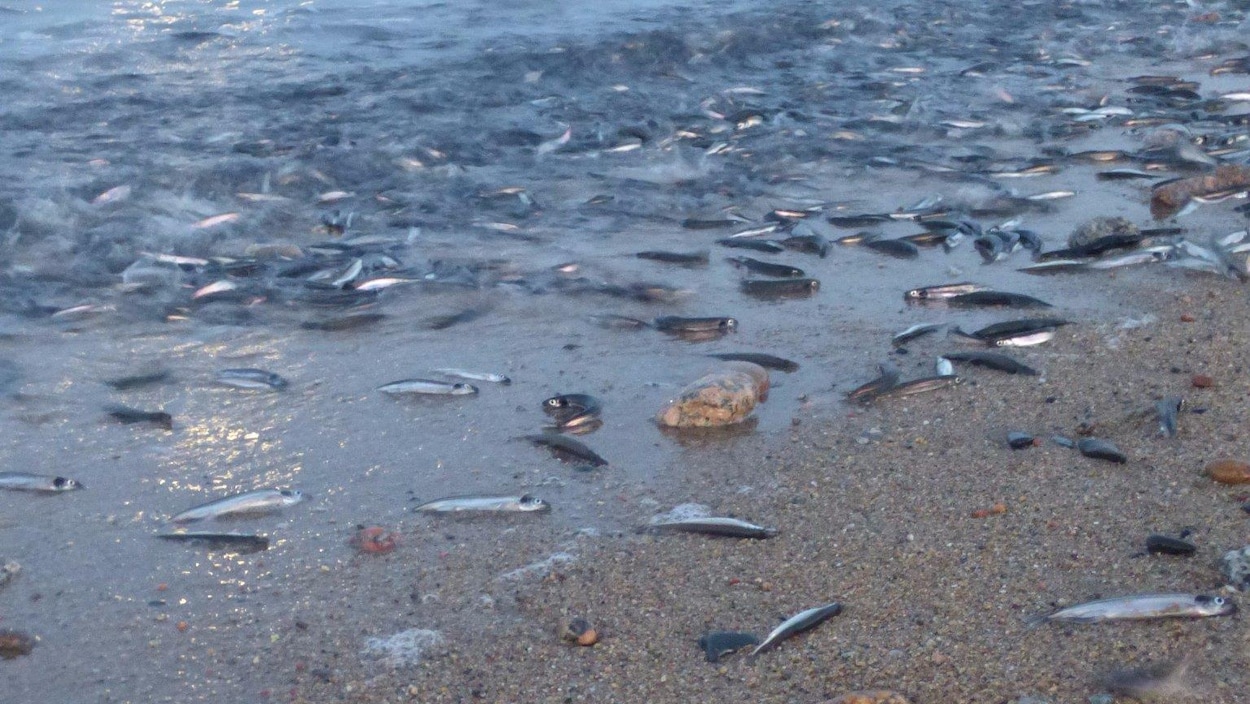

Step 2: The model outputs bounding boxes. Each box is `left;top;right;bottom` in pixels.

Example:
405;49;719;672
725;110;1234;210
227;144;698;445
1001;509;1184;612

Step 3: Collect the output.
4;0;1250;703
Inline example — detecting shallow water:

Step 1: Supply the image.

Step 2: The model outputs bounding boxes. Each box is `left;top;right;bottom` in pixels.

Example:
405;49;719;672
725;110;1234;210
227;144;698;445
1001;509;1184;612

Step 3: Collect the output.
2;0;1249;701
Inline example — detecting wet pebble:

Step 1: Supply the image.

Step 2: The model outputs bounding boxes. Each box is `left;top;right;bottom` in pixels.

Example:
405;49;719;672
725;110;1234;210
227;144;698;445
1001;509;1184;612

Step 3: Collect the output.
0;629;35;659
825;692;911;704
1145;534;1195;556
1204;458;1250;484
1191;374;1215;388
557;617;598;646
656;362;768;428
1077;438;1126;464
1007;431;1035;450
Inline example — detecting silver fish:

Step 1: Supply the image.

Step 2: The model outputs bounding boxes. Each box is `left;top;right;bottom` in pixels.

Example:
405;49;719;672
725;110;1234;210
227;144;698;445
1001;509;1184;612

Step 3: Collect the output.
171;488;304;523
647;517;778;539
414;494;550;513
377;379;478;395
751;601;843;656
432;368;512;385
993;329;1056;347
0;472;83;493
1031;593;1234;624
215;368;289;391
892;322;945;347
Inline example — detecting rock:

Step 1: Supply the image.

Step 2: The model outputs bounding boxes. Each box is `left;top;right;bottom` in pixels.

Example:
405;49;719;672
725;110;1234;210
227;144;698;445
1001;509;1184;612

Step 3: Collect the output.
1191;373;1214;388
1222;546;1250;590
825;692;910;704
0;629;35;659
1151;164;1250;219
1204;458;1250;484
656;362;769;428
558;617;598;646
1068;216;1138;249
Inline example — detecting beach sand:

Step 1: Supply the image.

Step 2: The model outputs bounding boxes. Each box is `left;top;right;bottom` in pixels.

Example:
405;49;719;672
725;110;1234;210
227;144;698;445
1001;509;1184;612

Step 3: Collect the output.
255;272;1250;704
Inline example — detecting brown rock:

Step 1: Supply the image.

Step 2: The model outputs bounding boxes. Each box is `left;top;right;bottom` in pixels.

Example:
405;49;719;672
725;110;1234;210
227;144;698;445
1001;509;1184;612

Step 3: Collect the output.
558;617;597;646
825;692;911;704
1192;374;1214;388
0;629;35;659
1068;216;1139;249
1151;164;1250;219
1205;459;1250;484
656;362;769;428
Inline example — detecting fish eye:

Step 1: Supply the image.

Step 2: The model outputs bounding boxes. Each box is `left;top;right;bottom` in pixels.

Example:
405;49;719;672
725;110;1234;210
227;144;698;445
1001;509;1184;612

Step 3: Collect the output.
1214;596;1226;606
723;318;738;329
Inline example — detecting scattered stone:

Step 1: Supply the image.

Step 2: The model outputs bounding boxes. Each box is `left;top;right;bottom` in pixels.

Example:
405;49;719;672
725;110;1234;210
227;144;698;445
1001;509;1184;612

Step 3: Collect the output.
1068;216;1138;249
825;692;911;704
697;631;759;663
1151;164;1250;219
1007;431;1035;450
558;617;598;646
1204;458;1250;484
656;362;769;428
1145;534;1196;556
1191;374;1214;388
1077;437;1127;464
0;629;35;659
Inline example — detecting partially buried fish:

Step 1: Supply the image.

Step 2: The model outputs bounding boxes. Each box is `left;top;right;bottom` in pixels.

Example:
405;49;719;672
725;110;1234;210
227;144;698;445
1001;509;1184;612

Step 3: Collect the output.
157;531;269;554
0;472;83;493
170;488;305;523
1029;593;1235;624
414;494;550;513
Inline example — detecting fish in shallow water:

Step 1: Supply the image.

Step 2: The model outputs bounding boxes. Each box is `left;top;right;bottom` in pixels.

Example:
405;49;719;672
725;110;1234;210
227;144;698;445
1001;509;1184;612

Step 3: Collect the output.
106;404;173;430
523;433;609;466
740;278;820;298
1029;593;1234;624
752;602;843;656
0;472;83;493
846;362;901;402
157;531;269;554
432;368;512;385
377;379;478;396
706;352;798;372
171;488;305;523
215;368;288;390
414;494;550;513
543;393;603;429
653;316;737;333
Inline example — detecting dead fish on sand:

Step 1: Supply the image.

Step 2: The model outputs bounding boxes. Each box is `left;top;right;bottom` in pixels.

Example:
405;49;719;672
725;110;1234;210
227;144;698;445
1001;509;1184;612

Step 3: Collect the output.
215;368;288;391
706;352;799;372
414;494;550;513
645;516;778;539
846;362;901;402
1029;593;1234;624
171;488;305;523
941;351;1038;376
377;379;478;396
752;602;843;656
0;472;83;493
432;368;512;385
904;282;988;301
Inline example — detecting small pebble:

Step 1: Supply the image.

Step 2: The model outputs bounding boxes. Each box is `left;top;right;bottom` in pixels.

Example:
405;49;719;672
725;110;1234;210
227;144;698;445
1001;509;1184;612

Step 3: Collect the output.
558;617;598;646
0;629;35;659
1205;458;1250;485
1191;374;1214;388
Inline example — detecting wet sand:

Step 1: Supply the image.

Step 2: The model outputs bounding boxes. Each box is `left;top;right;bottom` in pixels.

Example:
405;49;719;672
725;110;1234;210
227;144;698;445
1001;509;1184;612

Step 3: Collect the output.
257;274;1250;704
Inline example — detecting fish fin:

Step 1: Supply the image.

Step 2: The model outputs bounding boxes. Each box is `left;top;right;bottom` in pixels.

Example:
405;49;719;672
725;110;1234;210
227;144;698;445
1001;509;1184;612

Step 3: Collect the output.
1022;612;1050;628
